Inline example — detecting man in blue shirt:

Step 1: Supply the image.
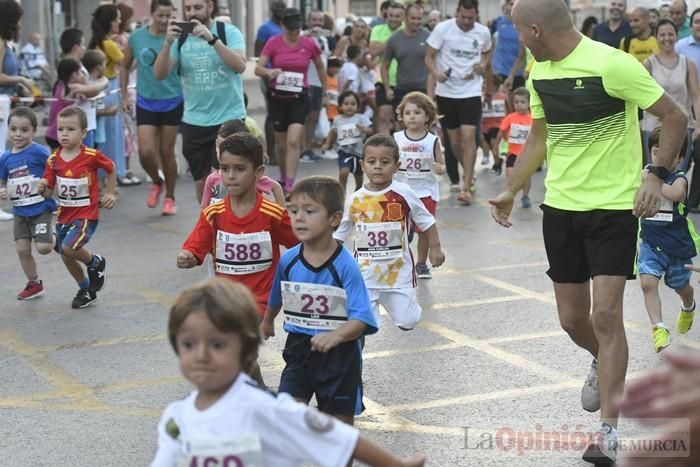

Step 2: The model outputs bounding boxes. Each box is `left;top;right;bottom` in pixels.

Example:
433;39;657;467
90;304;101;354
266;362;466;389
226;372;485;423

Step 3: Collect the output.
592;0;632;48
254;0;285;56
490;0;524;90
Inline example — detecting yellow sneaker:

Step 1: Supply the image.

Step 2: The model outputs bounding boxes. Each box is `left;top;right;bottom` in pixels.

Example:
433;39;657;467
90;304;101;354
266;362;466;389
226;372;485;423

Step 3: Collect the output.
653;326;671;353
677;308;695;335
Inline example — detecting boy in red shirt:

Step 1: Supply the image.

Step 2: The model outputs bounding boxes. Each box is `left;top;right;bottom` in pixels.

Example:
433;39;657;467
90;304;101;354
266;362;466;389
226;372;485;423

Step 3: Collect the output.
177;133;298;384
495;87;533;208
38;106;116;308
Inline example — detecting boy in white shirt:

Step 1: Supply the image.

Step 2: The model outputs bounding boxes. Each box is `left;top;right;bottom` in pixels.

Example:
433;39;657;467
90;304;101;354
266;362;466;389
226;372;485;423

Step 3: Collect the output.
339;45;363;93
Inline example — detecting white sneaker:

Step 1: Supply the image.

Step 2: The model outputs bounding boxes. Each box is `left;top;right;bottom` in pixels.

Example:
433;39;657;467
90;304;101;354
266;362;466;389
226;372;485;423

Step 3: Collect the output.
449;184;461;193
0;208;13;220
481;154;490;165
581;358;600;412
321;150;338;160
582;422;617;466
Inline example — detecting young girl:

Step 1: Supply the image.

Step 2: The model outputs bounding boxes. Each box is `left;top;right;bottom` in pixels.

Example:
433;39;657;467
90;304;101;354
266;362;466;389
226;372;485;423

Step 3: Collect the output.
322;91;372;192
152;277;425;467
45;58;93;150
393;92;446;279
201;119;285;208
0;107;56;299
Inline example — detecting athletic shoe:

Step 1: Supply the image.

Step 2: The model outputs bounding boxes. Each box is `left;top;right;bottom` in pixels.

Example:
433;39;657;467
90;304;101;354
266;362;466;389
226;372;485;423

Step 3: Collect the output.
300;150;320;163
321;150;339;160
71;287;97;309
469;177;477;193
457;190;472;206
147;183;163;208
87;255;107;292
582;423;617;466
449;184;461;193
521;196;531;209
416;263;432;279
581;359;600;412
162;197;177;216
0;208;13;220
481;154;490;165
653;325;671;353
492;162;502;176
17;280;44;300
677;302;695;334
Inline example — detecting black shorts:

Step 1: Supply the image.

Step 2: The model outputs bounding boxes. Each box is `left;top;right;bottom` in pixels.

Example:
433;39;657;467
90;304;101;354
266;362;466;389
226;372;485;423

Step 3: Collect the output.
375;83;394;107
136;102;184;127
497;74;526;91
437;95;482;129
308;86;323;112
267;92;310;132
392;87;427;113
279;332;364;416
482;127;500;146
506;153;518;168
180;122;220;181
541;204;639;283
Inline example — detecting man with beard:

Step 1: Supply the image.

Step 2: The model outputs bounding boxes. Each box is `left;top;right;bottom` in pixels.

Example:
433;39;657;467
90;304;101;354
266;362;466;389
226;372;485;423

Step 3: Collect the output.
620;7;658;63
592;0;632;48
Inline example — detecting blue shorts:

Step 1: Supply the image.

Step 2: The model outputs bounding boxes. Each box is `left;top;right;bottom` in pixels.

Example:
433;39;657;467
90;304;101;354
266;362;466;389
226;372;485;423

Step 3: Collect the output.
279;332;364;416
54;219;98;254
337;150;362;175
638;241;693;289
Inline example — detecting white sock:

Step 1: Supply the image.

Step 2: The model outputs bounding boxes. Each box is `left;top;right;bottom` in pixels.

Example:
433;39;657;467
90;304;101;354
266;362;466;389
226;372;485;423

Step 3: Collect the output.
655;322;666;329
682;300;696;312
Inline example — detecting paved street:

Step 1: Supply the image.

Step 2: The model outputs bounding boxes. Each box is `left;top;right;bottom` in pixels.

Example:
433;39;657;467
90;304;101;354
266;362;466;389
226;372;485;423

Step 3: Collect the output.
2;82;700;466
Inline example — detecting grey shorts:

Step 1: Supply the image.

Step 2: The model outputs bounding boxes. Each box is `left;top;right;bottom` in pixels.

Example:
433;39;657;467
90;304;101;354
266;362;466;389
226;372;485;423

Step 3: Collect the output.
14;210;54;243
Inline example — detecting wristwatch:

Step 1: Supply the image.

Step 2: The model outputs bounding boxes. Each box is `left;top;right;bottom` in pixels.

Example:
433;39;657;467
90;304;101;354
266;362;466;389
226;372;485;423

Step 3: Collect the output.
208;35;219;46
646;165;670;181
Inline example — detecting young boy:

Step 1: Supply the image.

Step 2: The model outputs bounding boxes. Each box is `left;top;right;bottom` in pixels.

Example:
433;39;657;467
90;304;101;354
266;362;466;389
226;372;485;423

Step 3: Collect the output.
325;56;341;122
481;88;506;172
494;87;533;208
38;106;116;308
0;107;57;299
152;277;425;467
339;45;363;93
639;127;699;352
334;135;446;330
260;176;378;426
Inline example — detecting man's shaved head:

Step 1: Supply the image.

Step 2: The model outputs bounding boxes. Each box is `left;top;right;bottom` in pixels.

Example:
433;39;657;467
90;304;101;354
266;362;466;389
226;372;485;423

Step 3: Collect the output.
512;0;574;34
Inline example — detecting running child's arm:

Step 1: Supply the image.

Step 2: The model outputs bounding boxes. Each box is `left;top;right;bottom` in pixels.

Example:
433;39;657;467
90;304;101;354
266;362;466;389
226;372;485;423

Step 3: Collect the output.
260;304;282;338
176;250;198;268
180;211;216;267
407;189;445;268
661;177;688;203
321;128;336;151
432;139;445;175
0;180;7;199
37;178;52;198
270;180;286;207
100;165;117;209
310;320;366;353
422;224;445;268
357;115;373;136
353;437;426;467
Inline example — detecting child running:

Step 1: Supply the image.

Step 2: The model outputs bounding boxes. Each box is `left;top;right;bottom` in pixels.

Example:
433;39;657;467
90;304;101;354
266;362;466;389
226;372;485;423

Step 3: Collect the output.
178;133;298;383
200;119;285;208
321;91;372;193
0;107;57;300
393;91;445;279
260;176;378;425
150;277;425;467
334;135;445;330
38;106;116;308
639;127;700;352
494;87;533;208
480;89;507;173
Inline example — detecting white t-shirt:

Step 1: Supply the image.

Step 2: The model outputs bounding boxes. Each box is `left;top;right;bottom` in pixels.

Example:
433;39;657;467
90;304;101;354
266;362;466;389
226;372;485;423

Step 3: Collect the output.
393;130;440;200
334;180;435;289
426;19;491;99
150;373;358;467
305;32;330;87
79;66;97;131
339;62;360;93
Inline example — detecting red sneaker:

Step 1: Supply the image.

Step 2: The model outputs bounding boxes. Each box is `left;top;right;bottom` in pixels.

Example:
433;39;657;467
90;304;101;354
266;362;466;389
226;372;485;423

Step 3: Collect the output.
162;197;177;216
17;280;44;300
147;183;163;208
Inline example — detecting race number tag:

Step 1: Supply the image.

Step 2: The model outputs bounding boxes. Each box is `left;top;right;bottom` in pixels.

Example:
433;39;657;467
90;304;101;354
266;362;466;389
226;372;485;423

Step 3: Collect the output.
282;281;348;330
327;89;339;106
8;175;42;207
398;152;433;178
482;99;506;118
337;124;362;146
354;222;403;260
178;433;265;467
215;230;273;274
508;123;531;145
645;198;674;222
275;71;304;93
56;176;90;207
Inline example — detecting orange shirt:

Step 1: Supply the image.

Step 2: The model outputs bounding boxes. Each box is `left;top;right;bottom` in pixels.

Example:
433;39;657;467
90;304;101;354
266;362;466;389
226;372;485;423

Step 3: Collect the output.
482;92;507;131
326;75;339;120
499;111;532;156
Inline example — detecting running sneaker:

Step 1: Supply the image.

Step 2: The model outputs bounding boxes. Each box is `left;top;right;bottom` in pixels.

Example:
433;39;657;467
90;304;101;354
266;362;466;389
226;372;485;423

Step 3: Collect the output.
416;263;432;279
582;422;617;466
147;182;163;208
677;301;695;334
469;177;477;193
581;358;600;412
71;287;97;309
17;280;44;300
162;197;177;216
481;154;490;165
87;255;107;292
0;208;13;220
449;184;461;193
300;150;320;163
457;190;472;206
320;149;339;160
652;325;671;353
492;162;502;176
521;196;531;209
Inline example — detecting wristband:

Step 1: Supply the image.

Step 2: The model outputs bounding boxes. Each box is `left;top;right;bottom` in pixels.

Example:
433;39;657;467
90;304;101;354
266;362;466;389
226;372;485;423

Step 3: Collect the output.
208;35;219;46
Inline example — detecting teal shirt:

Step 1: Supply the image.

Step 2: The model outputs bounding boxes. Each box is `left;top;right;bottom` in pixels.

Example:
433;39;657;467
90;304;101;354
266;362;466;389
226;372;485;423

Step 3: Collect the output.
170;22;246;126
679;17;692;40
129;26;182;100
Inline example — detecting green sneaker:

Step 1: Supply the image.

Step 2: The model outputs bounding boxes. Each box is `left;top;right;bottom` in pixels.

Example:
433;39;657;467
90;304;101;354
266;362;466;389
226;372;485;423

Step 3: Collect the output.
677;304;695;335
653;326;671;353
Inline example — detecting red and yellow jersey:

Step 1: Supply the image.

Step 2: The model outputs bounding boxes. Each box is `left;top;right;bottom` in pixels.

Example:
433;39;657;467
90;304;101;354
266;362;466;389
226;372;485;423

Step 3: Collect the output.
334;181;435;289
44;145;114;224
182;193;298;313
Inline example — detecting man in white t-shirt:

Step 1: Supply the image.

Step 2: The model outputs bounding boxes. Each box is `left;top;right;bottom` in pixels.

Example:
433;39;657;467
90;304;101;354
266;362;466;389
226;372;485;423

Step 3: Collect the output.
425;0;491;206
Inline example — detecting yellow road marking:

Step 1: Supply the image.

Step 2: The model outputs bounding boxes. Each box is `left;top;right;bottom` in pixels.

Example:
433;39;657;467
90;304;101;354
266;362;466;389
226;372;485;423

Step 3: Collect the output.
428;295;529;311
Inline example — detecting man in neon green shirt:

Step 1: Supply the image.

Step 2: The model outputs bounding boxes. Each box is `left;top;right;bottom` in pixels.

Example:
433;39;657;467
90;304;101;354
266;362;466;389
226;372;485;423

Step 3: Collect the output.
490;0;688;464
